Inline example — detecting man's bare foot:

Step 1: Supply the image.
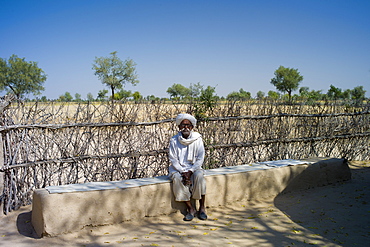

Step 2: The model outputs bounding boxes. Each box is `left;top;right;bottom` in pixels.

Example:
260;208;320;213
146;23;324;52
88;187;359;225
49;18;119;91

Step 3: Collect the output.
189;208;196;216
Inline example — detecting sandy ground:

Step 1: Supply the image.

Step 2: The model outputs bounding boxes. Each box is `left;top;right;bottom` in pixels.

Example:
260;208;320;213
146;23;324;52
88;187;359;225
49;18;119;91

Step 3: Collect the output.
0;161;369;247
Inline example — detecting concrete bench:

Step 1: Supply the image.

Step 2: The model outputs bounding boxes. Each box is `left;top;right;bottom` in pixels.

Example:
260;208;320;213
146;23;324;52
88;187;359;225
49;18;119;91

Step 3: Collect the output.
31;157;351;237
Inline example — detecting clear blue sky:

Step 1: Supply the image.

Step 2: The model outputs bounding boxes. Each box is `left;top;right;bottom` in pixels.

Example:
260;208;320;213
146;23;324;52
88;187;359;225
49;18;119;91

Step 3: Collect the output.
1;0;369;99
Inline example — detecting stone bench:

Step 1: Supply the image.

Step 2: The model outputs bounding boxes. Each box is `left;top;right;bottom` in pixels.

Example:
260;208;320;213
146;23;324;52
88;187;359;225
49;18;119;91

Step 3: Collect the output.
31;157;351;237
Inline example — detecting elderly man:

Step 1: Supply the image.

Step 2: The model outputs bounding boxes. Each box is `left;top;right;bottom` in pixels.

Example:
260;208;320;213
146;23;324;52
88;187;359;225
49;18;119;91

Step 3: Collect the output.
168;113;207;221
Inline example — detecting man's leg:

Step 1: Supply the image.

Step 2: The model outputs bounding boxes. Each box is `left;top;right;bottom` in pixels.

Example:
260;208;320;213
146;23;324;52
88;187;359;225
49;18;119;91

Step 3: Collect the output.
191;170;207;220
191;170;206;200
184;200;196;216
170;172;191;201
197;195;207;220
199;194;206;213
170;172;195;220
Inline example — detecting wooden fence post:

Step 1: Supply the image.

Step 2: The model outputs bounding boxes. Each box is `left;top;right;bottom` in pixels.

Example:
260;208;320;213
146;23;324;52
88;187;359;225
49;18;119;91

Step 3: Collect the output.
0;94;16;216
0;134;4;216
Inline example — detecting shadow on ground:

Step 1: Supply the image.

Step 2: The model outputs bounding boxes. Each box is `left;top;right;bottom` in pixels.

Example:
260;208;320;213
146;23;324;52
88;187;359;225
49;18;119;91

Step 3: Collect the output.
16;211;39;239
3;161;369;247
275;163;370;247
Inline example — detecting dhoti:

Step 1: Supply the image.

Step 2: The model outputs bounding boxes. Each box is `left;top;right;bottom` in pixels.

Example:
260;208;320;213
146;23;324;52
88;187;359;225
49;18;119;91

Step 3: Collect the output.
170;170;206;201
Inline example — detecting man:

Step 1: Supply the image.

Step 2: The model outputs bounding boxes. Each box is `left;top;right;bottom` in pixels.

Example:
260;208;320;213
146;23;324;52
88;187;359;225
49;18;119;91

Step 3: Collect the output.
168;113;207;221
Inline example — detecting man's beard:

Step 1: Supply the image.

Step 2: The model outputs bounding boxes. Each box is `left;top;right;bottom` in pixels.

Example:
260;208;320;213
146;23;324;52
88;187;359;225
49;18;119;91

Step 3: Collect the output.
180;128;191;138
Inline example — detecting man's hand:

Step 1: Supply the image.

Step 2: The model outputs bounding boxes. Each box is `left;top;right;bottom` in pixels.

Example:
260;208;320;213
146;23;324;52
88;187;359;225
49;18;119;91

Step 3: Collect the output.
181;171;193;186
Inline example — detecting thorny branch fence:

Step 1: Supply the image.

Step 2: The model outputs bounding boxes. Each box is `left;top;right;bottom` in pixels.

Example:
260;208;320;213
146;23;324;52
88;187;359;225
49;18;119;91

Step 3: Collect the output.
0;96;369;214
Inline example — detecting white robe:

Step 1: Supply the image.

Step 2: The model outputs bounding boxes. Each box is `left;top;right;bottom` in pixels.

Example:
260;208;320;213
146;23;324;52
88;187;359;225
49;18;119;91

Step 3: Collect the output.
168;131;205;175
168;131;206;201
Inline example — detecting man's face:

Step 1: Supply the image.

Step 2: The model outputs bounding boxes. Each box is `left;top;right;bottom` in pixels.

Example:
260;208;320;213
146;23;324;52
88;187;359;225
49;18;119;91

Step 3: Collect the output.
179;119;193;139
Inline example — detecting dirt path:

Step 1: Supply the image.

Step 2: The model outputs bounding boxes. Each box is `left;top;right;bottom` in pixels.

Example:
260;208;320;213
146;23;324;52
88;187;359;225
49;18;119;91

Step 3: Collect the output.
1;161;369;247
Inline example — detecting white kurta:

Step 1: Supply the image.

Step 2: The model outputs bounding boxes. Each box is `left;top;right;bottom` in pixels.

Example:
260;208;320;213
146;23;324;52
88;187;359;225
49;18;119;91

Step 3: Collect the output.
168;132;205;174
168;131;206;201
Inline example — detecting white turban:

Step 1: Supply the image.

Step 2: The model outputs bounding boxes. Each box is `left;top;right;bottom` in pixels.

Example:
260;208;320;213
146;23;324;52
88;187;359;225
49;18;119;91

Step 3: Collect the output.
175;113;197;127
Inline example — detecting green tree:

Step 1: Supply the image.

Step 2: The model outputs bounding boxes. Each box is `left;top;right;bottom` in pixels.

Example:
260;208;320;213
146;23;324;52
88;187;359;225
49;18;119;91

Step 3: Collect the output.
189;82;203;98
238;89;251;101
166;83;190;99
299;87;322;101
74;93;82;102
267;90;280;100
0;54;47;98
299;87;310;98
307;90;323;101
132;91;143;102
226;88;251;101
65;92;73;102
342;89;351;100
92;51;139;100
327;85;342;100
58;92;73;102
146;95;160;102
226;91;240;101
270;65;303;102
193;85;218;119
351;86;366;101
256;91;265;100
114;89;132;101
97;89;108;101
87;92;95;102
58;95;65;102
